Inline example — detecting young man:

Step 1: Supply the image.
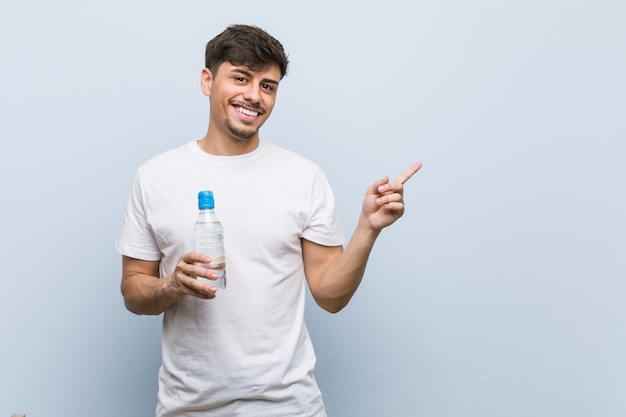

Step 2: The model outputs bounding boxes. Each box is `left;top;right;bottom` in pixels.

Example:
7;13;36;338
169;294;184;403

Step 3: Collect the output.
116;24;421;417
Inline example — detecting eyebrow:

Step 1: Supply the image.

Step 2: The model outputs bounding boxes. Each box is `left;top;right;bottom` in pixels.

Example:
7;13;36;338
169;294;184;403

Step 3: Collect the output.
230;67;280;87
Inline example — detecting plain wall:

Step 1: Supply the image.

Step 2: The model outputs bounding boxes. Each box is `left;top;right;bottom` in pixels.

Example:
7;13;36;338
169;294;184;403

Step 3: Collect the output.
1;0;625;416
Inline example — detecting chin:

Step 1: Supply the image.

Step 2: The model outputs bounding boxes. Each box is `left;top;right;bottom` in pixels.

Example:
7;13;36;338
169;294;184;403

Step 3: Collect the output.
226;122;259;140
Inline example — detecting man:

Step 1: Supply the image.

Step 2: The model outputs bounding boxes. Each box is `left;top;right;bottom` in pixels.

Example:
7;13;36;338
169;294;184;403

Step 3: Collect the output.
116;24;421;417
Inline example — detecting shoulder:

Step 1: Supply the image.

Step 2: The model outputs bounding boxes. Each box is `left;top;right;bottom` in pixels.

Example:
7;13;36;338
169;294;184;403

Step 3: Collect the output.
139;142;194;172
132;142;197;187
128;142;198;198
262;141;322;173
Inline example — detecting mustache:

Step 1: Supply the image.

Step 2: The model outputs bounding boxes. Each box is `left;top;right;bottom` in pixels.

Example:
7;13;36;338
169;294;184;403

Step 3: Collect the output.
230;100;263;112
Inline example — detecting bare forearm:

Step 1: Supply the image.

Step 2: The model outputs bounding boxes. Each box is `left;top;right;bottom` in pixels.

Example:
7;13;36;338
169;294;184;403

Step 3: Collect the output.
313;215;381;312
122;273;177;316
312;162;420;312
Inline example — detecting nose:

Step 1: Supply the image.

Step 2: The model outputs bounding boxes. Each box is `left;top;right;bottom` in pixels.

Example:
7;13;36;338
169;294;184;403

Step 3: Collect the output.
242;83;261;104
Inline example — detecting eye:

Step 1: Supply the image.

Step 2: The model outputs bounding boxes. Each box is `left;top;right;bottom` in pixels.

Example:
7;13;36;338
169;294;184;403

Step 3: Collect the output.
235;76;246;83
261;83;275;91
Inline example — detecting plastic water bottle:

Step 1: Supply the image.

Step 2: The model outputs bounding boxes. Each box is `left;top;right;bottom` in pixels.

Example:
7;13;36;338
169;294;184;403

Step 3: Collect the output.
194;190;226;289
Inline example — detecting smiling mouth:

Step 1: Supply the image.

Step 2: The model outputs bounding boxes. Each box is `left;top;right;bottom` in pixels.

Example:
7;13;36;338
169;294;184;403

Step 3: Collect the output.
235;106;259;117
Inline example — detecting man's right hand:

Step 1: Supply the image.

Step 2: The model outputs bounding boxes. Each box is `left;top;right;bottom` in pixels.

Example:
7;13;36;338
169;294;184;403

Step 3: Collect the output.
166;252;219;299
120;253;217;315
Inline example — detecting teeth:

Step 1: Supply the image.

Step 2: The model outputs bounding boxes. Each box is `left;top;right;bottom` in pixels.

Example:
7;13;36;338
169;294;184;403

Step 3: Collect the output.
237;107;259;117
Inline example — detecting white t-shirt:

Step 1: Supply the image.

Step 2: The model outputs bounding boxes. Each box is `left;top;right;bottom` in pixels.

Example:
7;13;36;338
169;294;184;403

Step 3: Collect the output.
116;140;344;417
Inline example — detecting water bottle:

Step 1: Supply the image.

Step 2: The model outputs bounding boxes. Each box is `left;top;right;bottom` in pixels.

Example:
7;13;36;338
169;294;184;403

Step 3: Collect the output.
194;190;226;289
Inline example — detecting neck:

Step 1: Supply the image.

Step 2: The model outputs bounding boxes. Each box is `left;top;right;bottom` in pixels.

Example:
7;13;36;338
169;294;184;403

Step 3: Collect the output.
197;126;260;156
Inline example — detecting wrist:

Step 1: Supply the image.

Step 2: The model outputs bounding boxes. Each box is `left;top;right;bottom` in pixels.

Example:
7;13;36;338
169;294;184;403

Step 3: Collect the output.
158;274;180;303
357;213;382;240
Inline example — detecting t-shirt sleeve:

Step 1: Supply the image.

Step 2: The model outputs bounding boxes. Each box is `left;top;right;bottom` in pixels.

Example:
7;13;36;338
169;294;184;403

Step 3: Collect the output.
301;167;345;247
115;171;162;261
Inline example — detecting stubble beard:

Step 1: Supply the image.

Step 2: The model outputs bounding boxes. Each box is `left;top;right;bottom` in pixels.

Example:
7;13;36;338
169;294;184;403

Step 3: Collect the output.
224;118;258;140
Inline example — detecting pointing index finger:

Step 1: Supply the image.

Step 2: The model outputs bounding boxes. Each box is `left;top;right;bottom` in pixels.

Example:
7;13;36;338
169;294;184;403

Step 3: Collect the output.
394;162;422;185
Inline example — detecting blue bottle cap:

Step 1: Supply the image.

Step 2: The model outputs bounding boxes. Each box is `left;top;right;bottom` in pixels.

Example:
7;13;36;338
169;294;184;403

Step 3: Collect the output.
198;190;215;209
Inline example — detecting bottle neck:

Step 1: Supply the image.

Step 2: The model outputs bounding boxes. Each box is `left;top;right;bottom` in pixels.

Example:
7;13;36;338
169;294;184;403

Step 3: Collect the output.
197;208;219;221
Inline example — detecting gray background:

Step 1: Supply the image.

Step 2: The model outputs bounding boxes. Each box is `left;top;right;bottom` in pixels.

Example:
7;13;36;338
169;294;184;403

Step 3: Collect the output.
1;0;625;416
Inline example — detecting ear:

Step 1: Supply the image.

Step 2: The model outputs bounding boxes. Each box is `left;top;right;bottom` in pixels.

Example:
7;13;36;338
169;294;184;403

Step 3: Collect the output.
200;68;213;97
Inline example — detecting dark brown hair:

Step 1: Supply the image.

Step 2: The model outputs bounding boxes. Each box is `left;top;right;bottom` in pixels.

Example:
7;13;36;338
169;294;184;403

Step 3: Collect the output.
205;24;289;79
